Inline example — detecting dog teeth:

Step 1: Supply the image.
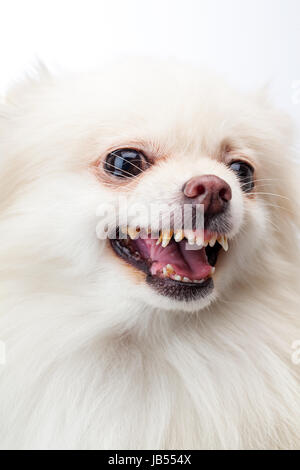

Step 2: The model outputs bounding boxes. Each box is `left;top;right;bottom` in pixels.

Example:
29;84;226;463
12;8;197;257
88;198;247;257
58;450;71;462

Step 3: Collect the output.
174;229;184;242
209;235;217;247
123;227;229;253
161;230;173;248
161;265;208;284
218;235;228;251
156;232;163;245
204;233;229;251
166;264;175;273
127;227;140;239
184;231;196;245
163;264;175;277
120;226;128;235
156;230;173;247
195;236;204;247
120;226;229;285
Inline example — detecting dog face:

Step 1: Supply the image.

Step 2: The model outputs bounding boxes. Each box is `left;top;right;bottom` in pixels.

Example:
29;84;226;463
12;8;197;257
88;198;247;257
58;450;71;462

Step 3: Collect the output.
0;60;297;315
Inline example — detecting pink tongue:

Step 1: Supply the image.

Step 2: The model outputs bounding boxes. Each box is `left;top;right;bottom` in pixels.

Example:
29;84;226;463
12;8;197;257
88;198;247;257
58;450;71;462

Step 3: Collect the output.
133;237;212;280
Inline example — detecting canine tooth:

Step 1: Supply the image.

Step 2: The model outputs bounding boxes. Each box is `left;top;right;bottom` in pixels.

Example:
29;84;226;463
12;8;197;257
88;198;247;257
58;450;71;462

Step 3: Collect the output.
183;277;191;282
127;227;139;239
156;232;163;246
161;230;173;248
223;236;229;251
174;230;184;242
209;235;217;247
218;236;228;251
174;275;182;281
211;267;216;274
194;279;205;284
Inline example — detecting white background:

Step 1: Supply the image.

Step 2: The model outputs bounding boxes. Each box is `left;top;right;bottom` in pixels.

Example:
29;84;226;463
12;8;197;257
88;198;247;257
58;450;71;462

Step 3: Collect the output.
0;0;300;131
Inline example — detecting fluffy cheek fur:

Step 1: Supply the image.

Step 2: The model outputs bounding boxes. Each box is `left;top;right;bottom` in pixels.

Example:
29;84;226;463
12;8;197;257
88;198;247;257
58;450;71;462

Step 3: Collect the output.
212;199;269;297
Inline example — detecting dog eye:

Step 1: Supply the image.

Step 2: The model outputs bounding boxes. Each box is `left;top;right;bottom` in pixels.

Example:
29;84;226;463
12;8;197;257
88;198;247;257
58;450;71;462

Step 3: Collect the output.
104;149;148;178
229;161;254;192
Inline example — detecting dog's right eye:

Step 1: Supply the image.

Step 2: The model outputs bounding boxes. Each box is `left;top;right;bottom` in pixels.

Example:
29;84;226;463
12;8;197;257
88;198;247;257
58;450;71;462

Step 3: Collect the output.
104;149;148;178
229;161;255;192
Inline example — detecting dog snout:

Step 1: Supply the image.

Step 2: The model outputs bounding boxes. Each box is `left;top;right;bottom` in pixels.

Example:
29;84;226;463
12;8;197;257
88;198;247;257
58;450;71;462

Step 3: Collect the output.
183;175;232;216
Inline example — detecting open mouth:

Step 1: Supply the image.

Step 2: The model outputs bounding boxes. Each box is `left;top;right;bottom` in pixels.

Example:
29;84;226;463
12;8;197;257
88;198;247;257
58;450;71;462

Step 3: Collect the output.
110;227;229;302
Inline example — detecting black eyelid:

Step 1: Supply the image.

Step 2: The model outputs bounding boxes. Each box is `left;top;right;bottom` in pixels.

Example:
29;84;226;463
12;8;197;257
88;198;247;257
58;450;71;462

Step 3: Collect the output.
229;160;254;171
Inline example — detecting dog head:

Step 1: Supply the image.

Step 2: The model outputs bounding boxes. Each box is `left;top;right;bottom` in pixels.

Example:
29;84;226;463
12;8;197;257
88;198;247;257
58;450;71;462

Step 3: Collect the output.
0;59;298;316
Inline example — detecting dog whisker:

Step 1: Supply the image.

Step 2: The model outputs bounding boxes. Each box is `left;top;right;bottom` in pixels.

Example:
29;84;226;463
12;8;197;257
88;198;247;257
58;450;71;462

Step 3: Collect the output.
253;192;290;200
109;151;149;174
101;159;146;179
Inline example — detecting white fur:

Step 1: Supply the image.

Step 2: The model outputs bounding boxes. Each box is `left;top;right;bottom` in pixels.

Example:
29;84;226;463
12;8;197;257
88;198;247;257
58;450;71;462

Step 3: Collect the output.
0;59;299;449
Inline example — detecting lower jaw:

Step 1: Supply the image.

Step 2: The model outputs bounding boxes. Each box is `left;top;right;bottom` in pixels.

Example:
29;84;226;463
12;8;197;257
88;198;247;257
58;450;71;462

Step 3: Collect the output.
110;235;219;302
146;274;214;302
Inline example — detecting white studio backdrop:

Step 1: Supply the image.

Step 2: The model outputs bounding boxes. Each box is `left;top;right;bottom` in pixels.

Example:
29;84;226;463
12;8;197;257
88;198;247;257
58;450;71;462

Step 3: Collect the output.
0;0;300;134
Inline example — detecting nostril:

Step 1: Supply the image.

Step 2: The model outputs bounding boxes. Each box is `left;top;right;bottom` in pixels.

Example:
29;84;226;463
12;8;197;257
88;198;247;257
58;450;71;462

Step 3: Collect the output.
196;184;206;196
219;188;227;201
183;181;207;199
219;186;232;202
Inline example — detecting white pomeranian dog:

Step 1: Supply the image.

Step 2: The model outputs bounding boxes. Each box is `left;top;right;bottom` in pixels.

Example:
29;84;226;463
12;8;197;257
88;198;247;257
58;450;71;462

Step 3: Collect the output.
0;59;299;450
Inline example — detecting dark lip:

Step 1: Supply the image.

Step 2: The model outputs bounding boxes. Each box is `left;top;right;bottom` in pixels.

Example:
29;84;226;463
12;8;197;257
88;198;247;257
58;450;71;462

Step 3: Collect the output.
110;230;221;302
146;275;214;302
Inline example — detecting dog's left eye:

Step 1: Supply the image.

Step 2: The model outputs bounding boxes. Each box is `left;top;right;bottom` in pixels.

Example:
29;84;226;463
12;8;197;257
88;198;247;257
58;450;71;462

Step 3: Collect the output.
229;161;254;192
104;149;148;178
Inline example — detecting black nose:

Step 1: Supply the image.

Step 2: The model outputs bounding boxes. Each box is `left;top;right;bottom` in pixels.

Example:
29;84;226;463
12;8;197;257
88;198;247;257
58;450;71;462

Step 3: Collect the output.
183;175;232;215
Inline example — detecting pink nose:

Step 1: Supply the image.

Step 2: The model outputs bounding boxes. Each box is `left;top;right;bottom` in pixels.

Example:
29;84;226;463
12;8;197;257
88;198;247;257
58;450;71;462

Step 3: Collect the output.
183;175;232;215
